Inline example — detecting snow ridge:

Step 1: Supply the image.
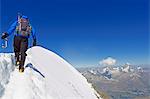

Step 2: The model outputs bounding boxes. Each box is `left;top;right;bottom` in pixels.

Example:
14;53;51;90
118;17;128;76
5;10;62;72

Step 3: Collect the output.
0;46;101;99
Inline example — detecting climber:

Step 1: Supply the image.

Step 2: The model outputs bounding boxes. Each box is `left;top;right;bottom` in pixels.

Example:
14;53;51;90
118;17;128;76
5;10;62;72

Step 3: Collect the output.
1;14;37;72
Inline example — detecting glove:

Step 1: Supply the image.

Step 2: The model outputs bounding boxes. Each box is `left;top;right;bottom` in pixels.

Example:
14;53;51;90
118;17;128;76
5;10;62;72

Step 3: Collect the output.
1;32;9;39
33;38;36;46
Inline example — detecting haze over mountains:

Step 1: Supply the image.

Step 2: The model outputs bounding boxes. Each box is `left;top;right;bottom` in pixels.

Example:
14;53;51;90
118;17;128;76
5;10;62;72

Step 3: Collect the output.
78;63;150;99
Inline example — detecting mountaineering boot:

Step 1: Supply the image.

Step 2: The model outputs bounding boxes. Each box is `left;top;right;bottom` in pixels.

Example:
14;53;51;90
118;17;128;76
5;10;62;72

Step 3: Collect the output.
15;54;20;67
19;66;24;73
15;61;20;66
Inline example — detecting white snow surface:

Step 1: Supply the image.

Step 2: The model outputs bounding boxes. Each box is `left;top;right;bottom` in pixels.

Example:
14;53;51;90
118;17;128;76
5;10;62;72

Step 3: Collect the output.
0;46;101;99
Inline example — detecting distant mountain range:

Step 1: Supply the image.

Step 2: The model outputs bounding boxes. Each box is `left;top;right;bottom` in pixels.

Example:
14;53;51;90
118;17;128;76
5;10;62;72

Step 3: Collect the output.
78;64;150;99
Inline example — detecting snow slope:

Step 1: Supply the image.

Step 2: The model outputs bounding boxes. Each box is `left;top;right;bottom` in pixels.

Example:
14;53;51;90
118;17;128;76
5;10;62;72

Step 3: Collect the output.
0;46;101;99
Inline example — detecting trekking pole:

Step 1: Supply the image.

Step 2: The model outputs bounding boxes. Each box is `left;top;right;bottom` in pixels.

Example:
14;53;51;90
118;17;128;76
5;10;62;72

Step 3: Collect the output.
18;13;22;31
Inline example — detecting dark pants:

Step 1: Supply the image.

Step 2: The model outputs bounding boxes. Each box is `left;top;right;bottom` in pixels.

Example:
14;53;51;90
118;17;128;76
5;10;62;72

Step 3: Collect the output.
13;36;28;67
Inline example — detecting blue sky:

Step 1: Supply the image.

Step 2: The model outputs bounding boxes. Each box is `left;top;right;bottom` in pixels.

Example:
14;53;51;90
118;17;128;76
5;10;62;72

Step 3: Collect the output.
0;0;149;67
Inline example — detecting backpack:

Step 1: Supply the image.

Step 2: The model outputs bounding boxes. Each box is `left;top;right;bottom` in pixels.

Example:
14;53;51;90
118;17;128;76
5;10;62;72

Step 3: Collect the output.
16;17;31;36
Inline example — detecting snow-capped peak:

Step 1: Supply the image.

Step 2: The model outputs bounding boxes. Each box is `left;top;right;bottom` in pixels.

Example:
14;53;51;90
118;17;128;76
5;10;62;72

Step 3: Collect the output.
101;67;112;79
122;63;132;73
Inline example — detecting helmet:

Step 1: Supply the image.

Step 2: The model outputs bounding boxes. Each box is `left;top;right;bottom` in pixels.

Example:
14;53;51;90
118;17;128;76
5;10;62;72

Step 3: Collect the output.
21;15;28;19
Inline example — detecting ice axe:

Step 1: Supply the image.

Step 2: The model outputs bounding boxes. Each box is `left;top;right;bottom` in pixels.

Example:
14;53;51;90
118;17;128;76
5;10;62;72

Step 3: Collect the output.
1;33;8;49
1;38;8;49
